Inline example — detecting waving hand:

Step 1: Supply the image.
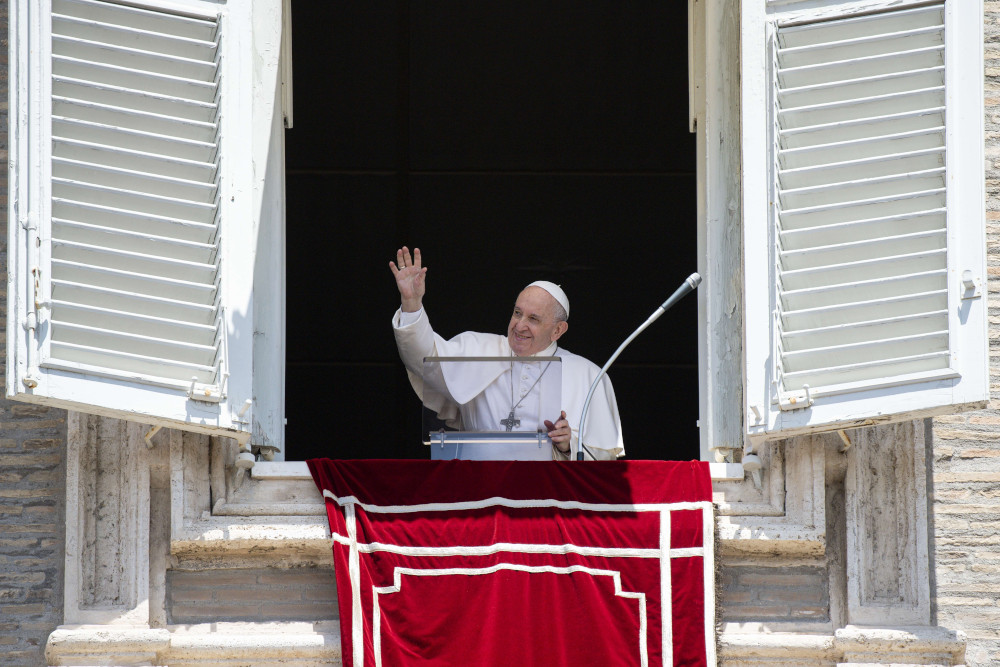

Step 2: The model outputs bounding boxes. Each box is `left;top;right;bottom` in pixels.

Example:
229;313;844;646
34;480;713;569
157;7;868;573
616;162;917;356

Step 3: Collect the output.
390;246;427;313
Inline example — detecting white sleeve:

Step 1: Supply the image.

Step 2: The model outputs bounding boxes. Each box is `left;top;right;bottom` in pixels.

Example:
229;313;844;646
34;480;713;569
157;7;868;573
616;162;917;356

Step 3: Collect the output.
394;307;424;328
392;307;435;377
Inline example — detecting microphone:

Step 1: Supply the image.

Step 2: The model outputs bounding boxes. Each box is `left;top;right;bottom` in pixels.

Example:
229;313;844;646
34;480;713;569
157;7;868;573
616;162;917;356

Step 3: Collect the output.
575;272;702;461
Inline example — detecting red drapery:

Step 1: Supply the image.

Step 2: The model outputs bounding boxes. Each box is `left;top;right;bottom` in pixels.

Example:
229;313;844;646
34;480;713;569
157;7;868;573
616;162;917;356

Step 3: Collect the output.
308;459;715;667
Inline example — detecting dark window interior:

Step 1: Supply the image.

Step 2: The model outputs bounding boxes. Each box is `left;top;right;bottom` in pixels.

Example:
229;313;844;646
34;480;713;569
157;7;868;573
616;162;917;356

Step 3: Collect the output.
285;1;698;461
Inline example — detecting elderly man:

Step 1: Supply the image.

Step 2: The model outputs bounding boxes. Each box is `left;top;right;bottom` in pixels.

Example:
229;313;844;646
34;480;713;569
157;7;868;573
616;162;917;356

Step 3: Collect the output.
390;247;623;460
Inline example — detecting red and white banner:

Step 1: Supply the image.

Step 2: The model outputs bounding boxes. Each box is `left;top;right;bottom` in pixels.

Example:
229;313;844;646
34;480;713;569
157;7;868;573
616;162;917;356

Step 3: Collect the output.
308;460;715;667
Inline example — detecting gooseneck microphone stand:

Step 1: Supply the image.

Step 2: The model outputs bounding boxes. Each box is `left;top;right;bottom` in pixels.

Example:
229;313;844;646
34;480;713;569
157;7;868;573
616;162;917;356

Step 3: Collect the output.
575;273;702;461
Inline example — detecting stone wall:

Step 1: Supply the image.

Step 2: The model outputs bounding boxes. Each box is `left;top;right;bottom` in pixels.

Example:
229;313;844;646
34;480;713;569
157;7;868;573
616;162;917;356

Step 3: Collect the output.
0;2;68;665
927;5;1000;666
0;403;66;667
167;568;338;624
721;563;829;624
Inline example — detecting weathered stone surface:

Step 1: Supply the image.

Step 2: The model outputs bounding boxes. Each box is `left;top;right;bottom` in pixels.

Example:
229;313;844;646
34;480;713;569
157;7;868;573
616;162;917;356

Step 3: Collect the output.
925;10;1000;665
845;421;930;626
0;17;68;655
167;567;338;624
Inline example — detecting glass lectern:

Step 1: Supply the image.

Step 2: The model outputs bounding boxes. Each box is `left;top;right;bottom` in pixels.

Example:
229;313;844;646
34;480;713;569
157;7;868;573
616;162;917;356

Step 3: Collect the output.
422;356;562;461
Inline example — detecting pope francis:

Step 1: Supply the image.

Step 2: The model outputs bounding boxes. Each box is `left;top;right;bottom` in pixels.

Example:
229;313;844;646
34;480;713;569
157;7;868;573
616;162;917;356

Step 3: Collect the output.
390;247;624;460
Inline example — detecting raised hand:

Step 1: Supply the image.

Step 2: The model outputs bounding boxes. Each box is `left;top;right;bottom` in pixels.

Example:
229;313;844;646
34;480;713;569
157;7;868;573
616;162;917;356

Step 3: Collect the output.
390;246;427;312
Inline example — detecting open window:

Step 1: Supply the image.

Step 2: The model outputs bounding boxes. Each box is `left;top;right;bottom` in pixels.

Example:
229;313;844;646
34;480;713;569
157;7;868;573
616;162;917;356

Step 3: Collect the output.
11;0;700;463
7;0;285;448
12;0;984;466
741;0;987;446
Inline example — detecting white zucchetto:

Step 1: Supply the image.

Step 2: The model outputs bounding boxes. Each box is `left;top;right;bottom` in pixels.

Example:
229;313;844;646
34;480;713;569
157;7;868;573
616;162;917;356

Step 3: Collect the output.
526;280;570;319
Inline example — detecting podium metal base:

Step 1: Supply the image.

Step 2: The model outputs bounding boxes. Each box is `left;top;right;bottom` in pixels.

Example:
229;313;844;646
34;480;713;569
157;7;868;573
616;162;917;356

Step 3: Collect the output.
425;431;553;461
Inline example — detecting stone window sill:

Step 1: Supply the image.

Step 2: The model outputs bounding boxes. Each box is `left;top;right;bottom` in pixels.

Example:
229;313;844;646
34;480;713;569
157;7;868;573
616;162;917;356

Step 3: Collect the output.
175;452;821;564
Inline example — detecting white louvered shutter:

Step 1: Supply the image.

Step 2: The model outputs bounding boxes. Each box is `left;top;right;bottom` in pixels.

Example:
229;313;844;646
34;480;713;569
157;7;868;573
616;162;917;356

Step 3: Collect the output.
9;0;262;442
742;1;987;444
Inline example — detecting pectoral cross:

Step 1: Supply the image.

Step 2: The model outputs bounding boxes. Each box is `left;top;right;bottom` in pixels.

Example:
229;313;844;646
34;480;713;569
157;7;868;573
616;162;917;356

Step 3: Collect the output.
501;410;520;432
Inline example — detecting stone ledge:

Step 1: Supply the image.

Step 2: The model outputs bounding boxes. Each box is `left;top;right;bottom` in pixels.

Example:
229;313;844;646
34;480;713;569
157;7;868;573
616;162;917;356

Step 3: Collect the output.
719;626;966;665
47;624;962;666
46;626;171;665
717;519;826;557
251;461;313;480
168;630;342;660
256;460;752;482
175;514;329;541
719;631;836;659
46;623;343;666
171;516;332;567
836;625;966;664
189;472;828;562
211;500;328;516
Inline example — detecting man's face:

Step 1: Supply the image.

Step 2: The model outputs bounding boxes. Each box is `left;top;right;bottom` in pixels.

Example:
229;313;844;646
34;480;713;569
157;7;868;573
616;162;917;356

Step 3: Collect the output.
507;287;568;356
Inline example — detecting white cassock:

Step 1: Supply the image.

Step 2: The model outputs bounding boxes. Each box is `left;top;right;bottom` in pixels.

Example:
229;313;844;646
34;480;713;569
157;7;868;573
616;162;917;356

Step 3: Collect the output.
393;307;625;460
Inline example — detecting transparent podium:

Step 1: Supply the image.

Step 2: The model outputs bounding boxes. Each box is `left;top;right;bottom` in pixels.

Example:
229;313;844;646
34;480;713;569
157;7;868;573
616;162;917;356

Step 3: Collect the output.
422;356;562;461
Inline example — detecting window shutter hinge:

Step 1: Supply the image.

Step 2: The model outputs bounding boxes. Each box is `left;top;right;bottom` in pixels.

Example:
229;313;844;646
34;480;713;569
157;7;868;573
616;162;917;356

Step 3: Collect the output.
187;376;224;403
20;214;46;314
961;270;982;300
778;384;814;412
19;214;42;388
232;398;253;428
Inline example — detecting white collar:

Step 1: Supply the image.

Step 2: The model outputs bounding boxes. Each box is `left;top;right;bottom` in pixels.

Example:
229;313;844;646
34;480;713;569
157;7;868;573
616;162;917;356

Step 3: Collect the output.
513;340;558;360
538;341;558;357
